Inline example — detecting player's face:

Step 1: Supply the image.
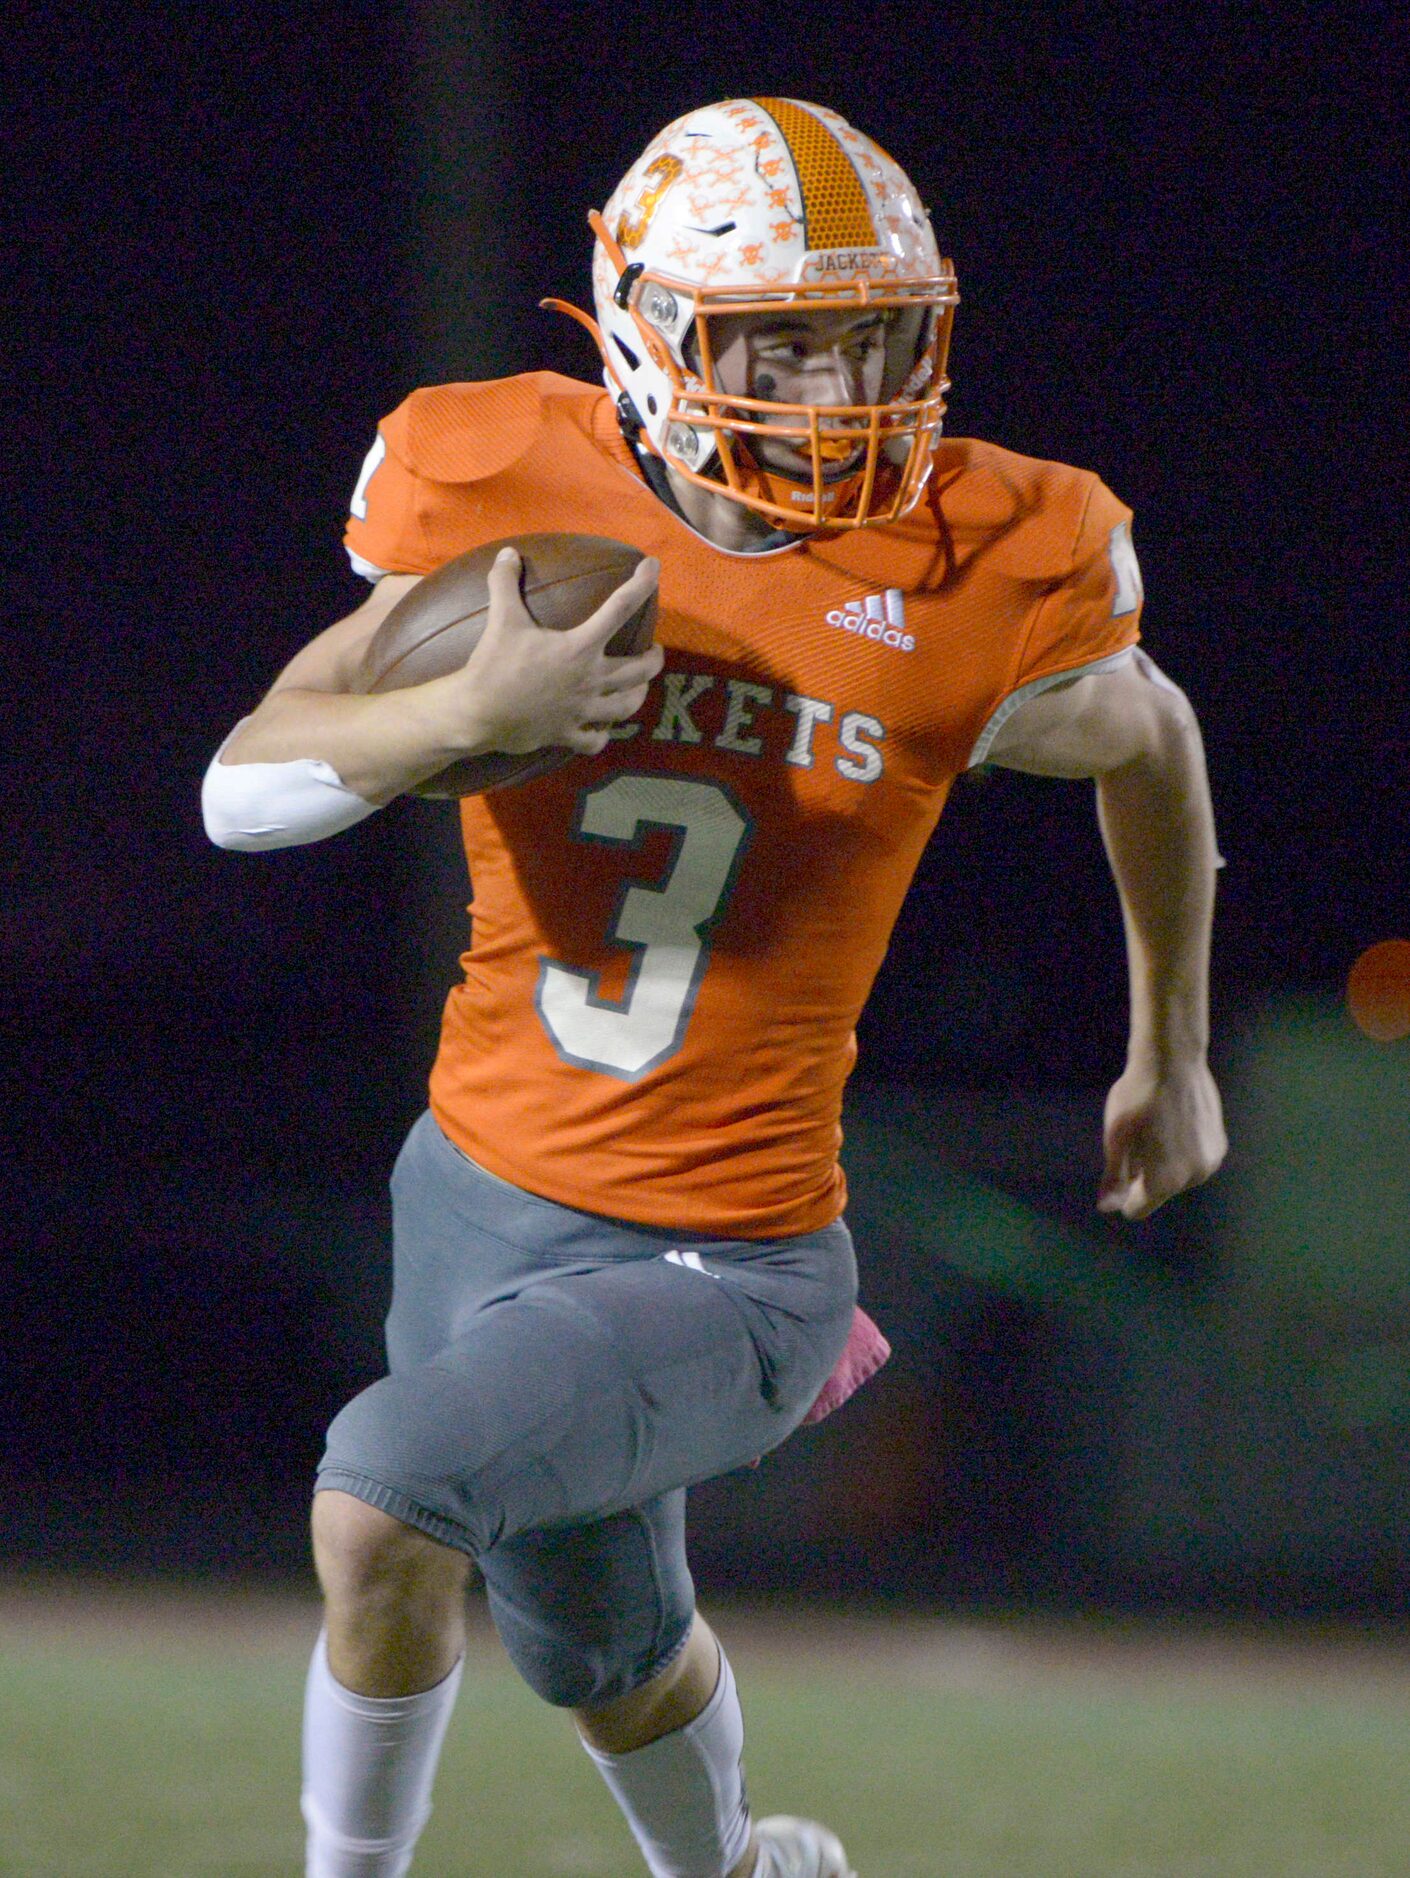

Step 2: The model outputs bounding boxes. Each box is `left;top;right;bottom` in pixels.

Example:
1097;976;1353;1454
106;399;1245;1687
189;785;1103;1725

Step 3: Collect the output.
704;307;891;476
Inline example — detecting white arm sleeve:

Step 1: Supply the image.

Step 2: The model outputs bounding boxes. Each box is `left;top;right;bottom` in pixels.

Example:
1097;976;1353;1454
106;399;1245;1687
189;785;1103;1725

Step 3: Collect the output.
202;721;380;852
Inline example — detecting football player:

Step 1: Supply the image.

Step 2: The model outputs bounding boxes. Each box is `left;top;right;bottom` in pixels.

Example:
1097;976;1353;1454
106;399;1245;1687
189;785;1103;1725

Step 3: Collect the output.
205;99;1226;1878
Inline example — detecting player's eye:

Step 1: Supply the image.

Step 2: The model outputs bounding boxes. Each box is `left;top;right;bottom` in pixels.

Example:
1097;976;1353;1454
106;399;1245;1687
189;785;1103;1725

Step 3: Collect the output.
756;338;809;363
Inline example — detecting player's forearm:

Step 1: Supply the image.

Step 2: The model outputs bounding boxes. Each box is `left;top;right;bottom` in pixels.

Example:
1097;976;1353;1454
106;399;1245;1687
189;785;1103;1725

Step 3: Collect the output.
204;680;492;850
220;680;482;804
1095;692;1219;1067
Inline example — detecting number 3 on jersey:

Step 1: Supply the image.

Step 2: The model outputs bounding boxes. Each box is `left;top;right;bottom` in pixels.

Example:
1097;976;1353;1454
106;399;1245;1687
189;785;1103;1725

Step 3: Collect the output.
536;775;752;1079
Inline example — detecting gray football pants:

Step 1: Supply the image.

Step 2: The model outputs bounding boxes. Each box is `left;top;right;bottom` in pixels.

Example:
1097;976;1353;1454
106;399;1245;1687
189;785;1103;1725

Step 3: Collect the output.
317;1111;858;1707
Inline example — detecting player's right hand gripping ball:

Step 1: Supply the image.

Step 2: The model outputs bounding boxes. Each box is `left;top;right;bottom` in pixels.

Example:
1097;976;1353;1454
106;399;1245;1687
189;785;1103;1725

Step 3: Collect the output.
359;534;657;797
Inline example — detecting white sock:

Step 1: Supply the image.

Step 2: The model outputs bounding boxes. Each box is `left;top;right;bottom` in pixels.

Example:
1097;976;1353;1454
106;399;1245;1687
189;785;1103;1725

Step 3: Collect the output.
301;1629;464;1878
581;1647;752;1878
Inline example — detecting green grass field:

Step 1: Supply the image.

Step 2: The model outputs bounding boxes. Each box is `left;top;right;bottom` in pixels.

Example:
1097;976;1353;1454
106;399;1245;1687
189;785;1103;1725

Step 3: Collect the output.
2;1584;1408;1876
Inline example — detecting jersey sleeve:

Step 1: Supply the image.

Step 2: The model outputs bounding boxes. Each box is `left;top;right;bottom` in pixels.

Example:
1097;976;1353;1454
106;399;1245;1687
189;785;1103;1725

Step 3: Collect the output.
967;475;1144;766
341;377;554;580
342;415;428;580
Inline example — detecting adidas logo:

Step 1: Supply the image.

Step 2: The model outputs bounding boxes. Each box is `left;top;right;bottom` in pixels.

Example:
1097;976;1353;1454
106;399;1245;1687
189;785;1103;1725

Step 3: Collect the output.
825;590;914;652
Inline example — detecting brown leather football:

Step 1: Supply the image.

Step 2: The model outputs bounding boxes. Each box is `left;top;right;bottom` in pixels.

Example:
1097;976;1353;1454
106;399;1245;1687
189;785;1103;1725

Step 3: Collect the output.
359;534;657;797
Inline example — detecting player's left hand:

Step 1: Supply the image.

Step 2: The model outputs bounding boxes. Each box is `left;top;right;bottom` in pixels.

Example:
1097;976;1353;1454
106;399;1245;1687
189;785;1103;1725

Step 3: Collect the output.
1097;1056;1227;1220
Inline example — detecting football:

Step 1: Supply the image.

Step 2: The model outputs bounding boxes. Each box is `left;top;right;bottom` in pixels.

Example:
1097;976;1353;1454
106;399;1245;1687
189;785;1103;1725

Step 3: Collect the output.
359;534;657;797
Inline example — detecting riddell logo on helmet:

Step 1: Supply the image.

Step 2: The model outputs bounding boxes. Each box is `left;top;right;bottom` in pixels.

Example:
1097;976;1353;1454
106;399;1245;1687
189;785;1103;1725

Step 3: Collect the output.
826;591;914;651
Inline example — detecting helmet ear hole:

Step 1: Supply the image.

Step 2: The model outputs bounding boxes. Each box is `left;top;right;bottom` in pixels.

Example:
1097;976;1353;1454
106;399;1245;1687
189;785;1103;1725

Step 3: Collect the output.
613;333;641;374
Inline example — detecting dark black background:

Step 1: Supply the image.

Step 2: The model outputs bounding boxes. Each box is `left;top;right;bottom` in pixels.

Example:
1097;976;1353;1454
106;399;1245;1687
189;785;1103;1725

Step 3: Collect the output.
9;1;1407;1585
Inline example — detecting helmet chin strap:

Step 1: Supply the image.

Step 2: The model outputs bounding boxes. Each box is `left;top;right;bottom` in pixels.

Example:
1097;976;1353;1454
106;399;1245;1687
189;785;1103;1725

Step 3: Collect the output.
724;436;874;531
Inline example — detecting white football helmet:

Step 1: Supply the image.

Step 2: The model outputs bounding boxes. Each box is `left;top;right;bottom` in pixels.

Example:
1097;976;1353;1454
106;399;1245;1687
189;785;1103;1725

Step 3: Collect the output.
545;98;959;533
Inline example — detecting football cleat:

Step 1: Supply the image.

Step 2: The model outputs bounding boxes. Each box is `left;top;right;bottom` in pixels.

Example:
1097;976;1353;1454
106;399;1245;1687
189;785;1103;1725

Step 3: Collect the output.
545;98;959;534
753;1814;857;1878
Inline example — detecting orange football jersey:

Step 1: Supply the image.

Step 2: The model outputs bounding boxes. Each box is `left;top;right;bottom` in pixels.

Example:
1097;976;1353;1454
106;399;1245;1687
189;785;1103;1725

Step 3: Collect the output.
344;373;1142;1236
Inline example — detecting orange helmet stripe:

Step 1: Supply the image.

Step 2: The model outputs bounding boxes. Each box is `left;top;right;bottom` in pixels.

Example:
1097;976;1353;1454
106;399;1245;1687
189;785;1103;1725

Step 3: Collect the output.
751;97;878;250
